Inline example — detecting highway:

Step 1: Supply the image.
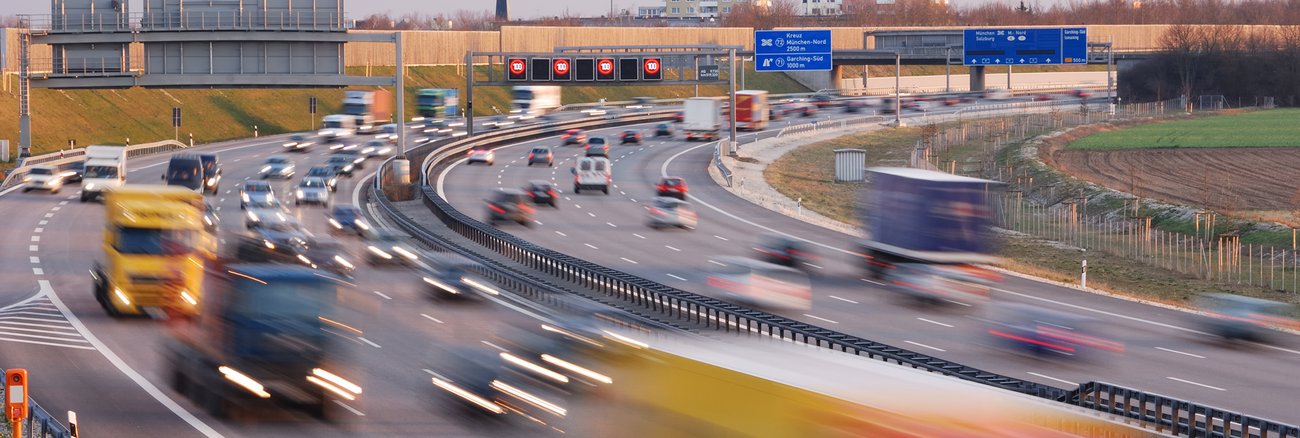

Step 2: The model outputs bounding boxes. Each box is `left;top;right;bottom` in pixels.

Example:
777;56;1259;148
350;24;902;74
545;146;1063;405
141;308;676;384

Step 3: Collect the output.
0;134;559;436
437;101;1300;423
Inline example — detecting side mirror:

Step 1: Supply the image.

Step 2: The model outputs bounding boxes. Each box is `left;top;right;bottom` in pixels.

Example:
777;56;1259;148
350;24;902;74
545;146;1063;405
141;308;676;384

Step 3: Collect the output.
569;168;577;175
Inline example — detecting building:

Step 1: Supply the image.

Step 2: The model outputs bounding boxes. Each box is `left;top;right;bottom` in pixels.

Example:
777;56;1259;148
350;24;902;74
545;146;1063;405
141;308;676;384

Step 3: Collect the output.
663;0;752;18
797;0;842;16
638;5;667;17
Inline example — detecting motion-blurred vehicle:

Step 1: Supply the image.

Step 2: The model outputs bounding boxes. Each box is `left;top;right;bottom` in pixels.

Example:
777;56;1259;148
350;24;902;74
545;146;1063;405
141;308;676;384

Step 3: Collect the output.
421;261;495;300
361;139;393;158
736;90;770;131
798;103;818;117
164;154;205;193
707;256;812;310
305;166;339;192
562;129;588;145
1033;93;1053;101
295;177;332;207
883;263;1000;304
654;123;674;137
843;99;867;113
198;154;222;195
941;95;962;106
572;157;611;195
754;234;817;269
1072;89;1094;99
645;197;697;230
527;146;554;167
325;155;356;177
299;236;356;279
619;130;642;144
524;180;559;208
245;207;300;231
984;302;1125;358
202;202;220;233
319;114;356;140
330;149;366;170
683;97;723;141
62;161;84;183
812;94;836;108
364;230;420;266
164;264;360;421
376;123;399;142
984;88;1012;100
485;188;535;227
655;177;688;200
79;145;126;202
259;155;296;180
327;205;371;236
584;137;609;157
22;166;64;193
239;180;275;210
1197;293;1298;343
416;88;459;119
466;146;495;165
282;134;314;152
671;111;684;123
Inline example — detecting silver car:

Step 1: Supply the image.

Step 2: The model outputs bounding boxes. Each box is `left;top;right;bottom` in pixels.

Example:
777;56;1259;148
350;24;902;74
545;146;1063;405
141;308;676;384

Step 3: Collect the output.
260;155;295;179
361;139;393;158
240;180;276;210
22;166;64;193
295;176;331;206
645;197;697;230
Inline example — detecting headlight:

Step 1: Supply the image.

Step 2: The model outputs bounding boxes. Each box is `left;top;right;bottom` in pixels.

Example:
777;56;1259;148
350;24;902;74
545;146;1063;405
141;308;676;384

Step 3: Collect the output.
264;240;276;250
296;190;305;198
84;183;97;191
206;177;217;186
328;218;343;229
242;193;251;202
367;246;393;260
204;216;213;226
261;166;272;173
333;255;355;269
45;179;57;186
22;177;31;182
356;220;370;230
247;211;259;222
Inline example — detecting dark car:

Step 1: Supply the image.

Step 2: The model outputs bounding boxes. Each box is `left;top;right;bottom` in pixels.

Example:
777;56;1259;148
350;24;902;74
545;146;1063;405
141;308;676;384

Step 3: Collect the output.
843;99;866;113
799;104;818;117
328;205;370;236
62;161;84;183
326;155;356;177
561;129;588;145
198;154;221;194
656;177;688;200
654;123;673;137
584;137;609;157
163;155;205;193
812;94;836;108
365;230;420;266
331;149;365;170
485;188;535;227
282;134;314;152
300;236;356;279
306;165;339;192
671;112;684;123
619;130;642;144
524;180;559;208
527;147;554;167
754;234;817;269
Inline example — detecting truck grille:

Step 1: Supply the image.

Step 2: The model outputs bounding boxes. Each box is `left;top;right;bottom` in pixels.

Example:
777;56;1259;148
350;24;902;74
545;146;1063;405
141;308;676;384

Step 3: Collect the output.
129;275;175;285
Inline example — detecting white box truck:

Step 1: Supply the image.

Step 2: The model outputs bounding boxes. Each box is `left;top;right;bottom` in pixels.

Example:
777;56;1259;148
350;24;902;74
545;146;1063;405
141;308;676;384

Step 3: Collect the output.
684;97;724;141
511;86;562;116
319;114;356;141
79;145;126;202
342;89;393;134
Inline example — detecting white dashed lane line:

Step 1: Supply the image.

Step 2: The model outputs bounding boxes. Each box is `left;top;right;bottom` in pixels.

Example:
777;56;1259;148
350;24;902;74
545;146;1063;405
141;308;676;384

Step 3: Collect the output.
34;228;43;234
803;262;823;270
584;243;599;250
714;235;728;241
481;340;508;352
30;236;40;242
708;259;726;266
1167;376;1225;391
904;340;945;352
587;212;596;217
1155;347;1206;359
632;233;646;239
1028;372;1078;386
665;245;680;252
38;220;47;226
620;257;639;265
916;317;954;328
803;314;839;324
358;337;382;348
829;295;858;304
32;268;44;276
29;257;39;264
555;231;568;237
43;213;53;218
861;278;885;286
372;291;392;300
606;222;617;228
28;246;37;252
667;274;688;281
421;314;444;324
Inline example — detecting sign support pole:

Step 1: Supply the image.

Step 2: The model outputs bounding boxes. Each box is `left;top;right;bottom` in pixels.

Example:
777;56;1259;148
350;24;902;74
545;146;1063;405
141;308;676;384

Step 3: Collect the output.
465;52;474;137
894;52;902;127
728;48;737;155
944;47;951;93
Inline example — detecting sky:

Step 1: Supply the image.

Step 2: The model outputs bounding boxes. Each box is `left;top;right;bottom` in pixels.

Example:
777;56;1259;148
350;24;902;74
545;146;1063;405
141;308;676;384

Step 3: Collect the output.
8;0;651;19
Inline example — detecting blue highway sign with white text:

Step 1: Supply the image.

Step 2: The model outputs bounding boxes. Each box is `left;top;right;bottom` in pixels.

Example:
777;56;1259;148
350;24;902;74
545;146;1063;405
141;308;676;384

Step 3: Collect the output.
963;28;1088;66
755;29;833;72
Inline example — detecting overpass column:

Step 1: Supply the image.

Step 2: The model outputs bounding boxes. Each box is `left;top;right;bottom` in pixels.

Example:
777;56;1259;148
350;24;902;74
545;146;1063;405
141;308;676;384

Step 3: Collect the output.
969;66;986;92
830;65;843;92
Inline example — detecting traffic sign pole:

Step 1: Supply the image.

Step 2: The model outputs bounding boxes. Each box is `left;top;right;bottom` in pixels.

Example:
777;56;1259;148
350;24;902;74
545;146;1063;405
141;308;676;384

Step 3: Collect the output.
729;48;737;155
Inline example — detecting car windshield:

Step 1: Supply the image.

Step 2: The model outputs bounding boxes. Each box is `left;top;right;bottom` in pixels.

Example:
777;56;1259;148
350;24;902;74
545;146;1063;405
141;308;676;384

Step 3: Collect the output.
166;162;202;189
300;179;327;188
662;179;682;186
229;279;331;320
308;168;332;176
328;157;350;164
244;184;271;193
116;227;194;255
248;199;279;209
655;199;679;209
532;148;547;154
291;135;306;141
267;157;289;164
29;168;53;175
83;165;118;179
590;138;605;144
332;207;360;220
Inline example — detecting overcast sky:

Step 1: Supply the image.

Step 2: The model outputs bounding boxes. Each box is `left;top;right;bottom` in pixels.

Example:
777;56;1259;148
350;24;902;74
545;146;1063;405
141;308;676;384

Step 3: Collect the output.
9;1;650;18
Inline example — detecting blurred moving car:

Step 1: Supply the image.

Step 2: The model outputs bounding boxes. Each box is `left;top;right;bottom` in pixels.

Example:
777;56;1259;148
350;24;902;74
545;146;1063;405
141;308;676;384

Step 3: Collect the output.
62;161;84;183
584;137;609;157
245;207;301;232
1197;293;1298;343
654;123;674;137
671;112;684;123
361;139;393;158
239;180;275;210
843;99;866;113
655;177;688;200
883;263;999;305
619;130;642;144
754;234;817;269
299;236;356;279
799;103;818;117
645;197;697;230
1071;89;1094;98
305;165;339;192
527;146;554;167
984;302;1125;358
466;146;495;165
365;230;420;266
22;166;65;193
327;205;371;236
422;261;496;300
706;256;812;310
572;157;612;195
331;149;366;169
259;155;295;179
202;202;220;232
812;94;836;108
282;134;314;152
295;176;332;207
524;180;559;208
485;188;535;227
325;155;356;177
562;129;588;145
1032;93;1054;101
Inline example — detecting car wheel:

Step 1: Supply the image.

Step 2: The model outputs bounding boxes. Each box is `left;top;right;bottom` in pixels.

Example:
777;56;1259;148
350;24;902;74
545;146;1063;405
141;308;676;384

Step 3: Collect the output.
574;185;581;194
602;187;609;195
79;193;88;203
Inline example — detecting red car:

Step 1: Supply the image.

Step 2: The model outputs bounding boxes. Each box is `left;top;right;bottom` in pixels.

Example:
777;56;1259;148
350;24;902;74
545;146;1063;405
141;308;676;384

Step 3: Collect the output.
672;112;684;123
1072;89;1094;98
620;130;642;144
656;177;688;200
562;129;588;145
1032;94;1054;101
799;104;817;117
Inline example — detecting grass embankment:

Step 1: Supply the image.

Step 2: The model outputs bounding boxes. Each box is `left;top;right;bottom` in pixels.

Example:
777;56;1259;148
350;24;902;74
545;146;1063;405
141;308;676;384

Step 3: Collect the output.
1069;108;1300;149
766;122;1286;306
0;64;810;162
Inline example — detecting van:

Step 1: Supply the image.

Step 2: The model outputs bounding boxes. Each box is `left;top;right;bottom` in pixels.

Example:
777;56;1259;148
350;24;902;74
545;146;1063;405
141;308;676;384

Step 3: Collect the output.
571;156;611;195
163;154;205;193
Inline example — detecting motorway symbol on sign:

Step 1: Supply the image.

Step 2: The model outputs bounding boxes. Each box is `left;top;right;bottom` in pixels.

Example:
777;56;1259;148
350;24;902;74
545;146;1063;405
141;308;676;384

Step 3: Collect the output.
755;53;831;72
754;29;833;72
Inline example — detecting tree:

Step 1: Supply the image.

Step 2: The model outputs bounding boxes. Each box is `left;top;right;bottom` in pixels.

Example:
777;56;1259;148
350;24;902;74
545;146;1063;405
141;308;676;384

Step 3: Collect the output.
721;0;798;29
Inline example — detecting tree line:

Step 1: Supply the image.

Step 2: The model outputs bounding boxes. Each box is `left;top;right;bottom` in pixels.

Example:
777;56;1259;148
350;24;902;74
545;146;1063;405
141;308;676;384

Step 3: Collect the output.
1121;25;1300;106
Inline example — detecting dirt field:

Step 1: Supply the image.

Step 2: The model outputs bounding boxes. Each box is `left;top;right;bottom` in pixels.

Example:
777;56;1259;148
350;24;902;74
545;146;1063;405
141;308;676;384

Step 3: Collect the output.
1050;147;1300;211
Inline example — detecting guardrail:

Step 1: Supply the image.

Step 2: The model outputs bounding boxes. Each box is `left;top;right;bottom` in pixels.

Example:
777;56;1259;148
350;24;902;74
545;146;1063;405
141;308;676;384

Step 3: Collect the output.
711;142;733;187
1063;382;1299;438
1;140;188;190
0;388;74;438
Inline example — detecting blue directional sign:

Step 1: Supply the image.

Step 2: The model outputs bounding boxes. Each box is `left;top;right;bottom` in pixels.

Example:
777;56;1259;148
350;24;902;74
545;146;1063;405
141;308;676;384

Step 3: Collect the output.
755;29;833;72
962;28;1087;66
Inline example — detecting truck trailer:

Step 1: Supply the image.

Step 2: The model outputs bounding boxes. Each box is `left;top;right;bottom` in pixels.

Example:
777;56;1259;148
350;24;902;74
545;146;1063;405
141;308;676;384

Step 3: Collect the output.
511;86;562;116
735;90;770;131
416;88;459;118
342;89;393;134
683;97;724;141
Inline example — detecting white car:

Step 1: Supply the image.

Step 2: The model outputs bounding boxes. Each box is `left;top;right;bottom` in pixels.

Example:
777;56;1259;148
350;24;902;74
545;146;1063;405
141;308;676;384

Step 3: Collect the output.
295;177;332;207
361;140;393;158
466;147;495;165
260;155;296;179
22;166;64;193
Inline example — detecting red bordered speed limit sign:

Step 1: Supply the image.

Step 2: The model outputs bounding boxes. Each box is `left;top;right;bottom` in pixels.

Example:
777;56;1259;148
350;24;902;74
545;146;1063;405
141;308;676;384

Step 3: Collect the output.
508;58;527;81
553;59;570;75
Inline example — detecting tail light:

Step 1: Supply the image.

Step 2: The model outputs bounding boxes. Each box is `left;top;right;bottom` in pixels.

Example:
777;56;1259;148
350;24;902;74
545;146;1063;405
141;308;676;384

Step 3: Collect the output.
548;190;557;197
529;153;535;159
648;207;663;215
528;192;536;197
488;204;506;214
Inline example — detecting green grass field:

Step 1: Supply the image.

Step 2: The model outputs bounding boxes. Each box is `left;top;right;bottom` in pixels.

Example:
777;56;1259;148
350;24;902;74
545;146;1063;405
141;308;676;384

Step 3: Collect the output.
0;64;809;160
1068;109;1300;150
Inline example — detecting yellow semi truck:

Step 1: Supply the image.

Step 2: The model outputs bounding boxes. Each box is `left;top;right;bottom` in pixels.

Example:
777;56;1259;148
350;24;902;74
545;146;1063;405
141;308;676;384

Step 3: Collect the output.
91;185;214;318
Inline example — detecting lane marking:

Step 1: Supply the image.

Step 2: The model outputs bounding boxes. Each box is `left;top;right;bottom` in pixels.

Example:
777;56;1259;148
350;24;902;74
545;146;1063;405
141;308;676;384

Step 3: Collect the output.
51;206;61;211
30;236;39;242
944;299;973;307
58;200;69;205
667;274;688;281
555;231;568;237
38;220;47;225
38;280;224;437
421;313;444;324
861;278;884;286
29;257;39;264
574;204;582;209
620;257;639;264
606;222;617;228
584;243;599;250
534;220;544;226
665;245;681;252
28;246;37;252
358;337;382;348
708;260;726;266
587;212;596;217
829;295;858;304
904;340;946;352
803;262;823;270
44;213;53;218
333;400;366;416
803;314;839;324
1028;372;1078;386
34;228;43;233
481;340;508;352
372;291;392;300
633;233;647;239
1167;376;1225;391
1155;346;1206;359
713;235;729;241
32;268;43;275
916;317;954;328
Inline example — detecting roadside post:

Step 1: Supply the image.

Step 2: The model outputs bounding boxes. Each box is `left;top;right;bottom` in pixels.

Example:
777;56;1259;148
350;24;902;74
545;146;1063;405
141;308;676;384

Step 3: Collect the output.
1081;251;1088;289
6;369;29;438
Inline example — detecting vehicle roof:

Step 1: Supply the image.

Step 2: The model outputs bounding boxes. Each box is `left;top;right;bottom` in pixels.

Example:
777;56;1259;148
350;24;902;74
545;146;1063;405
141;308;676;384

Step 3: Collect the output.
243;180;270;187
710;255;803;273
653;196;689;205
868;167;1000;184
225;264;341;284
528;180;552;186
300;176;327;183
308;165;335;172
496;188;526;195
660;176;685;182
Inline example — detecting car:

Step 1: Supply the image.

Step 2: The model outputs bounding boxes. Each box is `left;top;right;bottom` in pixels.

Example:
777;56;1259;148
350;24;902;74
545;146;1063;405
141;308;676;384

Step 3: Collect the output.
671;112;684;123
421;262;486;300
365;230;420;266
242;197;284;212
706;256;812;310
61;161;84;183
1197;293;1296;343
812;94;836;108
843;99;866;113
244;207;298;231
326;156;356;177
619;130;642;144
768;107;784;120
239;180;275;210
985;302;1123;358
198;153;222;194
655;177;688;200
524;180;559;208
1033;93;1054;101
527;147;554;167
327;205;371;236
247;216;312;260
299;236;356;279
331;149;366;169
295;176;331;206
22;166;64;193
201;202;220;232
584;137;609;157
259;155;295;179
361;139;393;158
282;134;314;152
484;188;535;227
1071;89;1094;99
754;234;817;269
941;95;962;106
561;129;588;145
882;263;998;305
466;146;495;165
654;123;673;137
799;104;818;117
305;166;339;192
376;123;399;141
645;197;697;230
572;156;611;195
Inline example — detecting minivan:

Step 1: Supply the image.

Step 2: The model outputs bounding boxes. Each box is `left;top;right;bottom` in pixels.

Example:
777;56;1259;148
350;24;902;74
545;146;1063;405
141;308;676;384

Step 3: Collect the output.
163;155;205;193
571;157;611;195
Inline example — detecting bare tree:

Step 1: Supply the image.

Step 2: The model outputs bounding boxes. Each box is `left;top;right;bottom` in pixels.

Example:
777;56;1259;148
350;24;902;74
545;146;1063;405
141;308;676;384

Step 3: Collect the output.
721;0;798;29
450;9;497;31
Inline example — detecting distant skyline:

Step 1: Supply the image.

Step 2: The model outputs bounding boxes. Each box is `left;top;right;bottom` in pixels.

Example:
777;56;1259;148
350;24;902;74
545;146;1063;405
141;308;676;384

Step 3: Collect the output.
7;1;651;19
